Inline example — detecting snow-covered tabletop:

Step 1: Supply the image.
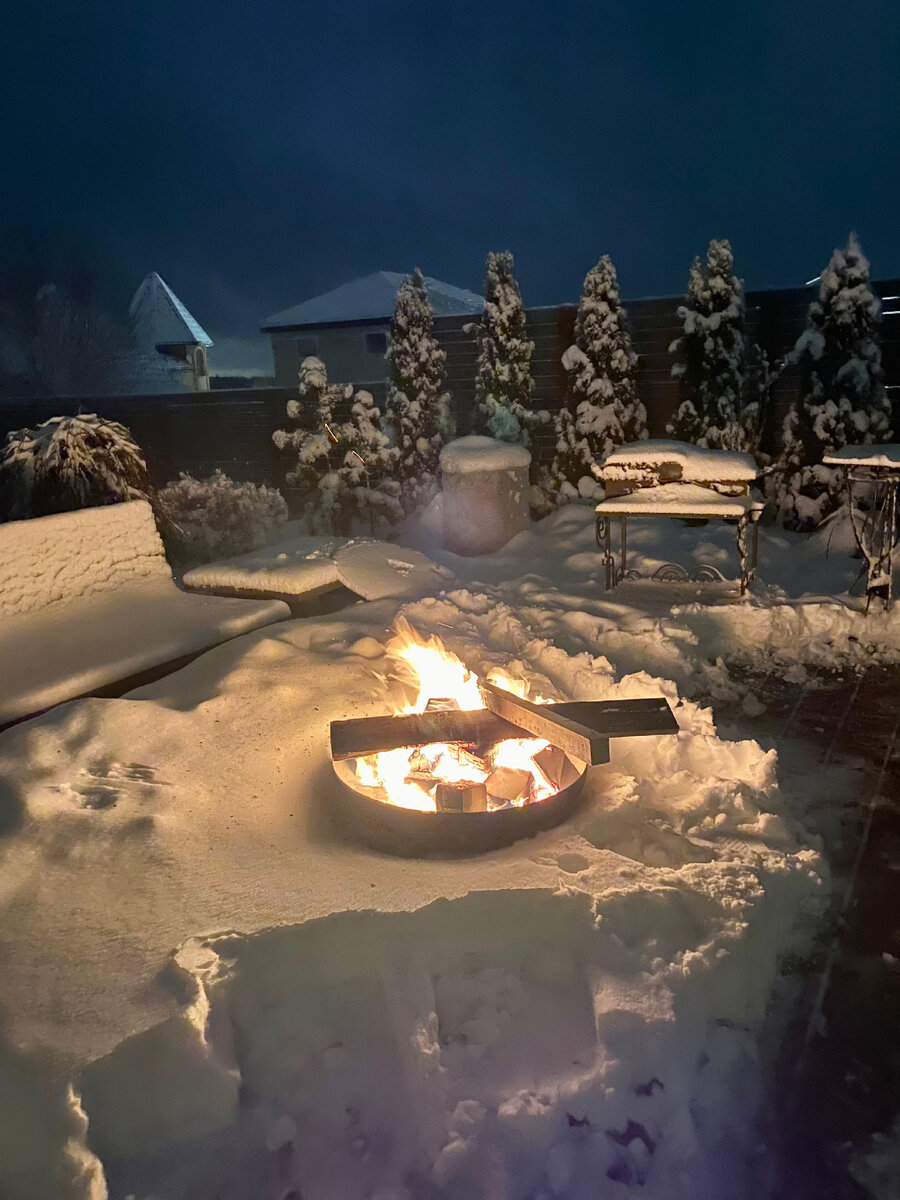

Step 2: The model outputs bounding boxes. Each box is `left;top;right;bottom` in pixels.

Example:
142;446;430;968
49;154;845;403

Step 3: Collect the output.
596;439;759;484
823;443;900;469
595;483;763;594
595;481;763;519
333;539;455;600
183;535;350;599
183;534;455;603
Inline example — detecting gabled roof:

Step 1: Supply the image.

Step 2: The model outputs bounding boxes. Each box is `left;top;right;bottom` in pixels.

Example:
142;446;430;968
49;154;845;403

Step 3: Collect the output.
261;271;483;331
129;271;213;349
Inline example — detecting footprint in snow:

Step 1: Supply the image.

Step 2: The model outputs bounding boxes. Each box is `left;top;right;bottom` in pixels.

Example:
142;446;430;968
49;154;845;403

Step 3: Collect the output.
55;760;167;811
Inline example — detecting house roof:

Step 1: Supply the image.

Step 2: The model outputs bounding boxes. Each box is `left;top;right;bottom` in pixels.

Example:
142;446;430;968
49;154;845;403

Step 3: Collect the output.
129;271;213;349
260;271;483;331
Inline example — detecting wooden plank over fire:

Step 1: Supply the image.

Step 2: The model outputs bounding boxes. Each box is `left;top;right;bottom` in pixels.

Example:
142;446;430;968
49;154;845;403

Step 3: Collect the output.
330;695;678;763
480;682;611;766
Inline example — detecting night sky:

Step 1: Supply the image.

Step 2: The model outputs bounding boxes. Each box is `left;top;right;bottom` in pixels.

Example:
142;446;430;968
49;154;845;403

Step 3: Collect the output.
5;0;900;366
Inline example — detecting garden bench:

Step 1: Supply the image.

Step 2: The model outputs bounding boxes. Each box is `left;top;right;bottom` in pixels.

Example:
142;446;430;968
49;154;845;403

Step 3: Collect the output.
0;500;290;728
593;440;763;596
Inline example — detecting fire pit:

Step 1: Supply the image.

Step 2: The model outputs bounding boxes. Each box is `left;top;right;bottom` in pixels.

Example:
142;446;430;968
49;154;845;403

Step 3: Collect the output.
329;621;678;857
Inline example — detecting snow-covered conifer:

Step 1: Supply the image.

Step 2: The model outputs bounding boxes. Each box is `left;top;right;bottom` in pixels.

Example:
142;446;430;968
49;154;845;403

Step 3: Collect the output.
550;255;646;500
467;251;537;444
667;240;746;450
385;269;452;513
273;356;401;535
777;234;891;529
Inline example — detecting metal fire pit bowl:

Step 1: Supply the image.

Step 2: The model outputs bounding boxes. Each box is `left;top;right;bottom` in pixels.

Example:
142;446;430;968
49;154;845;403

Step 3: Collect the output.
332;753;588;858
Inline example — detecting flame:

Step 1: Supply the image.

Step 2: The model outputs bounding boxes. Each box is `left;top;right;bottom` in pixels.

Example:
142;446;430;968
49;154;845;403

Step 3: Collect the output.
352;619;561;812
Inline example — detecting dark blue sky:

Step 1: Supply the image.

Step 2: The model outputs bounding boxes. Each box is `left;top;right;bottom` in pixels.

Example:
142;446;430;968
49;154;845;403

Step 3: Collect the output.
5;0;899;353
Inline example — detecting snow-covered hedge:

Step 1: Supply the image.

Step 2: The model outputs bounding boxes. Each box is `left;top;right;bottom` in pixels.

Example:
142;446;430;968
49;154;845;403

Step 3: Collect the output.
158;470;288;566
0;413;154;523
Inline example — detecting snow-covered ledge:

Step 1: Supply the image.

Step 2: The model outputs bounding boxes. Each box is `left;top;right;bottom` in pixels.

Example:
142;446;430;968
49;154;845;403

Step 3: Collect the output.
440;435;531;555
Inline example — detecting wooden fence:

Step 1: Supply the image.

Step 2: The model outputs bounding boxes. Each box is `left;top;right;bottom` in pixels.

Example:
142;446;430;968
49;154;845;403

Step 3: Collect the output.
2;281;897;502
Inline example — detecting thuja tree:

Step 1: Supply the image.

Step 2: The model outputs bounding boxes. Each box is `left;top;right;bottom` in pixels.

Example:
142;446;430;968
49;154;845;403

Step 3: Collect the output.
273;356;401;534
551;255;647;500
777;233;891;529
385;269;452;514
468;251;537;444
667;239;747;450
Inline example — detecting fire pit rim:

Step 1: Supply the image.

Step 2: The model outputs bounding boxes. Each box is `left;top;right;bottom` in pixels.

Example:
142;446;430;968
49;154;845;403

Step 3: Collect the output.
332;752;589;858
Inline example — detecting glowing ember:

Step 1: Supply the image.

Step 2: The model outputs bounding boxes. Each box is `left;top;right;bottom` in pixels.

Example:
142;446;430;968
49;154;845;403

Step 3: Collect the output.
352;619;561;812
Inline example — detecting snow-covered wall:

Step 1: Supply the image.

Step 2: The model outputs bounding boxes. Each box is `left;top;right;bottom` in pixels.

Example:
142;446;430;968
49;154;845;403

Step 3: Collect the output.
0;500;171;619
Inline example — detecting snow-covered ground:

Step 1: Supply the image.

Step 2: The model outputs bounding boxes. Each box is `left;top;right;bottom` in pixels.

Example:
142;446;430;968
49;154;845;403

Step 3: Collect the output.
0;502;896;1200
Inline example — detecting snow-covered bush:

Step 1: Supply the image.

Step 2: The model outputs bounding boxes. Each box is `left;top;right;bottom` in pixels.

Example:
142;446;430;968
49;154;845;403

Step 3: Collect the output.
385;269;452;514
158;470;288;565
467;251;539;445
550;255;646;502
273;355;401;535
0;412;153;522
777;234;891;530
667;240;747;450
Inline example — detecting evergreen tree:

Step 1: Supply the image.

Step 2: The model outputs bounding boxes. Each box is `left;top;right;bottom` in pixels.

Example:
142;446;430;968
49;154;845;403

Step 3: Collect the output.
777;234;891;529
467;251;537;443
385;269;452;514
550;255;647;500
667;239;746;450
273;356;401;535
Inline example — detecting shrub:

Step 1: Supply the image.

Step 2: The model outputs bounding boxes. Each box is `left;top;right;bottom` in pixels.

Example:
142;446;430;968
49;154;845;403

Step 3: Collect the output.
0;412;153;522
158;470;288;565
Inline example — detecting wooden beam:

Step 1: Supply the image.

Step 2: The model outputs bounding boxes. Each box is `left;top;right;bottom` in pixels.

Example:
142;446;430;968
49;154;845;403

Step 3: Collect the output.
330;708;521;761
479;682;611;766
330;695;678;762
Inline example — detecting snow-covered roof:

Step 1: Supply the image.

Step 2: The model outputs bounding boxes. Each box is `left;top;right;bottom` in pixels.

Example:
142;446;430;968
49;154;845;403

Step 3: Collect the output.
597;440;758;483
261;271;483;330
129;271;213;350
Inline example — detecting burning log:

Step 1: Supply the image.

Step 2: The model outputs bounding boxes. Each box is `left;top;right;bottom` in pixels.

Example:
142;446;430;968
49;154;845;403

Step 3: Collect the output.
435;780;488;813
532;745;583;792
486;766;532;807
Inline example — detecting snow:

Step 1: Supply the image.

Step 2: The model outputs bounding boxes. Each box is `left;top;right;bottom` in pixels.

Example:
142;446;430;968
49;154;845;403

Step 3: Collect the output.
0;502;289;725
183;536;454;603
823;443;900;468
261;272;483;330
334;540;455;600
440;435;531;475
183;535;348;598
2;501;897;1199
596;482;764;518
0;500;171;619
598;440;758;483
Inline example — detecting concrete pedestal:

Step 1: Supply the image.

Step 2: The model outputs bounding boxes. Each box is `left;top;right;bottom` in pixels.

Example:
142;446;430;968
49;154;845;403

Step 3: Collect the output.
440;436;531;556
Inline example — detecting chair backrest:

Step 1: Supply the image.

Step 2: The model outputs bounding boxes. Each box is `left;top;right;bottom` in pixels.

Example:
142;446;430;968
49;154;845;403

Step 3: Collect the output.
0;500;172;620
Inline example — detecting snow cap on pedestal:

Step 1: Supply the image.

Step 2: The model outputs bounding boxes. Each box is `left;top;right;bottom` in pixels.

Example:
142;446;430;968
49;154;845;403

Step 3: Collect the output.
440;435;531;476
